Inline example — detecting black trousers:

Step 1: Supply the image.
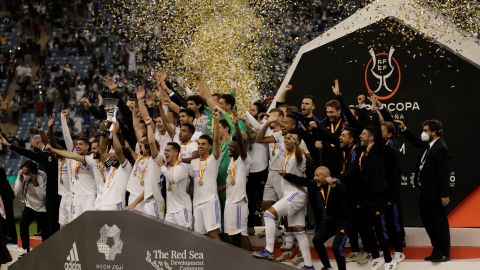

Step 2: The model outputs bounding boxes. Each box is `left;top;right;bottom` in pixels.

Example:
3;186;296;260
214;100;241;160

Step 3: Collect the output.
246;169;268;228
385;201;404;252
363;195;392;262
1;198;17;244
20;207;48;251
348;204;370;253
419;196;450;257
313;221;349;270
0;219;12;265
44;194;61;239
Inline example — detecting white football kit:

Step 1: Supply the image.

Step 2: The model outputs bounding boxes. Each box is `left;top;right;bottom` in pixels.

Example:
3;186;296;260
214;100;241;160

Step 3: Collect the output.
190;155;221;234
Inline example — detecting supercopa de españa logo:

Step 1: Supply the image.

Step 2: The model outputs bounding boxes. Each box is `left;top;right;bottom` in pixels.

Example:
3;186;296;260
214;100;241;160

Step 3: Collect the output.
364;46;402;101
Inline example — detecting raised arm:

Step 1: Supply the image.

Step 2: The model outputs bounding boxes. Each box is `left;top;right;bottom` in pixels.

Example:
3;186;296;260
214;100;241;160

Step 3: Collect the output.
60;109;74;151
195;74;217;110
45;145;86;164
80;96;107;120
136;85;151;121
0;134;44;164
145;117;159;158
274;84;293;106
213;109;221;159
47;113;63;149
331;79;362;130
156;91;175;139
255;118;277;144
130;102;145;143
233;115;247;160
111;122;126;165
394;120;427;148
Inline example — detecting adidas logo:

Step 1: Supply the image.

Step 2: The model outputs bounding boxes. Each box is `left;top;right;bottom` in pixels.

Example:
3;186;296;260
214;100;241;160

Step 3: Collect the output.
64;242;82;270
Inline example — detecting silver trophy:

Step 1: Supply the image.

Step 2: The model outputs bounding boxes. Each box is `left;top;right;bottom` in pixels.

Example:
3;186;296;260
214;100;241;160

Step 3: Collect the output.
104;98;119;123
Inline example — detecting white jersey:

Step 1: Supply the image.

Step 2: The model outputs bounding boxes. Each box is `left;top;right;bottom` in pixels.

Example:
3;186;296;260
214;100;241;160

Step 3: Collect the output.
143;154;164;202
162;162;191;214
282;153;307;194
267;129;286;171
248;142;269;173
85;155;111;205
58;158;72;196
101;161;132;206
226;156;251;203
69;158;96;196
155;130;173;159
14;170;47;212
180;141;198;161
268;130;310;171
126;156;149;197
193;114;209;134
190;155;220;206
173;126;202;143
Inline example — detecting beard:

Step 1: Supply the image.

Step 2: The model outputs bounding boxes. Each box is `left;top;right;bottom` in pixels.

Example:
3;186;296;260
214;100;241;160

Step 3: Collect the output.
92;152;101;159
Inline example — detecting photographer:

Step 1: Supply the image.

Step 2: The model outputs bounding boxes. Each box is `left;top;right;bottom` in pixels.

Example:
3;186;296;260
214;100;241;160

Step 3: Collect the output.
14;161;47;254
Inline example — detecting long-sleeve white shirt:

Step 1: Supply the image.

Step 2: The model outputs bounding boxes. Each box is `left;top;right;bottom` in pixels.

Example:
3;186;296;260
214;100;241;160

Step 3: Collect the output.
14;170;47;212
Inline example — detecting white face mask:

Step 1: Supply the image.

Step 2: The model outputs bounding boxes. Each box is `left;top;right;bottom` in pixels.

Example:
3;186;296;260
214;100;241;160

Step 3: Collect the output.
22;174;31;181
421;131;430;142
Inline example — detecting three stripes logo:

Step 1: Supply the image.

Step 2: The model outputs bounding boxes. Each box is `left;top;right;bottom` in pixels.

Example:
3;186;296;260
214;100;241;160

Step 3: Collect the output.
64;242;82;270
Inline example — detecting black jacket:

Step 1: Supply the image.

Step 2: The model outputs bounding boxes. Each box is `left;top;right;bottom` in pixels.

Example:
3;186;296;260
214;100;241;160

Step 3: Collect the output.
385;139;403;202
402;129;451;201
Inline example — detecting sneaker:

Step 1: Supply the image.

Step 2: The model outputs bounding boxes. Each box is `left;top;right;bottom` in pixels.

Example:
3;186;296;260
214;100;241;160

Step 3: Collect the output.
275;250;292;262
252;249;274;260
357;252;371;265
300;265;315;270
393;252;405;263
384;261;397;270
346;252;361;262
369;257;385;270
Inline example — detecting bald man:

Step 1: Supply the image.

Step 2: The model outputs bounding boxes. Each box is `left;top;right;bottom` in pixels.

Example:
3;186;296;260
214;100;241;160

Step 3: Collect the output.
312;167;352;270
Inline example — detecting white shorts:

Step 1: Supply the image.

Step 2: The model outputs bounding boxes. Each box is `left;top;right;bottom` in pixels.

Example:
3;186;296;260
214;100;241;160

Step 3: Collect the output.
193;197;221;234
165;208;192;229
272;191;306;227
224;199;248;236
59;194;73;226
98;202;123;211
72;194;96;220
144;198;165;220
128;193;145;213
263;171;283;202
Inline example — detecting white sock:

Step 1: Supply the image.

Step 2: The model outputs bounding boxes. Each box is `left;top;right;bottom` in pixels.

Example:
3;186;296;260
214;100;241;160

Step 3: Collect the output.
295;231;313;266
264;211;276;252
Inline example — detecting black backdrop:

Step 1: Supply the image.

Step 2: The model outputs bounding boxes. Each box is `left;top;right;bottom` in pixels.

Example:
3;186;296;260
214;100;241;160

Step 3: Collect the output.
286;17;480;226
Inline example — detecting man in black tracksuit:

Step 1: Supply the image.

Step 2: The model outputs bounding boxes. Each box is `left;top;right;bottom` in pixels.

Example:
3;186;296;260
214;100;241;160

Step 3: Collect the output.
335;127;372;263
313;167;352;270
357;112;394;268
382;121;405;261
283;166;352;270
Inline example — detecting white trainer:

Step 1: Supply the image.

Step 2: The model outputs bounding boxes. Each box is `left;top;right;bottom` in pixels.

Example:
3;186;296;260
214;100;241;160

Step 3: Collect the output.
370;257;385;270
384;261;397;270
393;252;405;263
